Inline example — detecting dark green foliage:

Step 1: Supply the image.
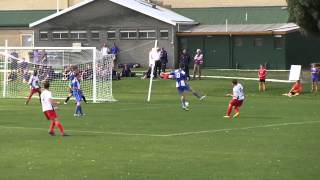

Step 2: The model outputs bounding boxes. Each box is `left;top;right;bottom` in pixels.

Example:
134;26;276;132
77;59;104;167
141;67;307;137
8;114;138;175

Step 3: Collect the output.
287;0;320;35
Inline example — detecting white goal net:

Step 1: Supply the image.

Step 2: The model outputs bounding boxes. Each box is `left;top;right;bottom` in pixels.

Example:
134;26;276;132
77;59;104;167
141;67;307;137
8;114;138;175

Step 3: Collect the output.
0;46;116;103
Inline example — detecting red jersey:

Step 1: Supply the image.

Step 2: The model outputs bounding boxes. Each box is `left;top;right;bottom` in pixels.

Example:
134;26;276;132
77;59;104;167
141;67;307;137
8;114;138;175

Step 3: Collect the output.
258;68;266;80
292;82;302;93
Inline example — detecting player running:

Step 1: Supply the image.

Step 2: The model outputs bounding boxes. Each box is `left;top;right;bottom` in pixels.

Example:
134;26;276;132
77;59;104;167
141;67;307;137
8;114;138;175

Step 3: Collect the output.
72;73;85;116
224;79;245;118
25;70;41;105
170;64;206;111
41;81;66;136
258;64;266;92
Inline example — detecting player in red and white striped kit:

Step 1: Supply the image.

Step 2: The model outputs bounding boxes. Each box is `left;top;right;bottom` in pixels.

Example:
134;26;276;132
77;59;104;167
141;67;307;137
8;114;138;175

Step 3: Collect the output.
224;79;245;118
41;81;66;136
25;70;41;105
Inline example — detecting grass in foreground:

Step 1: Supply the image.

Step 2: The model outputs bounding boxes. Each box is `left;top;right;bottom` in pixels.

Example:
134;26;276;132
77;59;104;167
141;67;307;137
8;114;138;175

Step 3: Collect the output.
0;78;320;180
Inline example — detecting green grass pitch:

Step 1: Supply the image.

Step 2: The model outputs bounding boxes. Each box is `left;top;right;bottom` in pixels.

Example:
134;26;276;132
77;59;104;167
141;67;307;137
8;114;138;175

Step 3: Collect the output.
0;78;320;180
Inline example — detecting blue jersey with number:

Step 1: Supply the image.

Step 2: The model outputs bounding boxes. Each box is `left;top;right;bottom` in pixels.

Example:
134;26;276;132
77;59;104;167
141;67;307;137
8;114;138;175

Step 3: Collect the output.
71;78;80;91
170;69;188;88
71;78;81;102
69;71;75;81
311;67;319;80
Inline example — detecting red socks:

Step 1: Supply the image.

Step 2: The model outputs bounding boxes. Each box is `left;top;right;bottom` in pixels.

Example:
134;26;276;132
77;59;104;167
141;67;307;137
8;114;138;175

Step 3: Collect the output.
49;121;55;133
49;120;64;135
55;121;64;134
226;104;232;116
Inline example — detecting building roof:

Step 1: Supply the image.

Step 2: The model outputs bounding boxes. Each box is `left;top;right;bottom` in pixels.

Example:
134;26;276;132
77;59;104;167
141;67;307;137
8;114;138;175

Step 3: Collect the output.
173;6;289;25
0;10;55;27
29;0;196;27
177;23;299;36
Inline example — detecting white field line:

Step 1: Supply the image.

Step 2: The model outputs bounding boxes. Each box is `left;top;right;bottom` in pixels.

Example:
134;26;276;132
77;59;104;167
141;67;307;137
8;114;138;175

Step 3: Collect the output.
135;73;292;83
0;120;319;137
207;69;289;72
202;75;293;83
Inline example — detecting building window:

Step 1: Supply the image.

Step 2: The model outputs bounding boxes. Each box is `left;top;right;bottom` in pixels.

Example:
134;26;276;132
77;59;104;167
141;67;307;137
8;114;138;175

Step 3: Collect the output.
120;30;137;39
39;31;48;40
234;37;243;47
70;31;87;39
160;30;169;39
274;35;284;49
52;31;69;40
254;38;264;47
91;31;100;40
138;30;156;39
107;31;116;39
21;34;33;47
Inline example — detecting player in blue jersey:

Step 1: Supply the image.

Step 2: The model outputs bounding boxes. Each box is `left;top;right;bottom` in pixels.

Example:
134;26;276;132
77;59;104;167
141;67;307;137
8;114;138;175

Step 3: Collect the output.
64;66;87;104
311;64;319;93
170;64;206;111
64;66;76;104
72;73;85;116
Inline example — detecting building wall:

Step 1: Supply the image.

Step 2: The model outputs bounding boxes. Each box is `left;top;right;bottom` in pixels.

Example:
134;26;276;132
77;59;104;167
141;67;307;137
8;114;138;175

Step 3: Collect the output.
0;29;33;46
285;31;320;69
232;35;286;69
33;0;176;68
178;34;286;69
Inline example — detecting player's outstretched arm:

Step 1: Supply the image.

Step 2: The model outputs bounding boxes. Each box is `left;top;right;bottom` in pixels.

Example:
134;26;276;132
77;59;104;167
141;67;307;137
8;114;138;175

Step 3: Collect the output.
50;98;60;106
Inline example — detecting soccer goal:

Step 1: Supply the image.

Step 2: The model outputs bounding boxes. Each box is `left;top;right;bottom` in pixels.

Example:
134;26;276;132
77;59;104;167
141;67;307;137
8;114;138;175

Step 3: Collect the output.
0;46;116;103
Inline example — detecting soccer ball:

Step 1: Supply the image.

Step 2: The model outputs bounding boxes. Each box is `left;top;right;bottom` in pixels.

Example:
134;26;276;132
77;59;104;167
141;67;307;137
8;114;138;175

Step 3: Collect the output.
185;101;189;107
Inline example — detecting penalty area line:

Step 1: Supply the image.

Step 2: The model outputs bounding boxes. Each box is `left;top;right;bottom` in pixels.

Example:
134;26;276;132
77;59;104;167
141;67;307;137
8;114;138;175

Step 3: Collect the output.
162;120;320;137
0;120;320;137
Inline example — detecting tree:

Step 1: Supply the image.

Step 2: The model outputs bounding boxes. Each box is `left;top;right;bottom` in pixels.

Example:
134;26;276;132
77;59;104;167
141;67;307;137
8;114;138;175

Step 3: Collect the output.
287;0;320;35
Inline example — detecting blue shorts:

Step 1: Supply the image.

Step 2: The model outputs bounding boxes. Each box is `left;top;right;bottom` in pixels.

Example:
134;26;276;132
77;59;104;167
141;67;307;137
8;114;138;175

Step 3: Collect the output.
312;77;318;82
177;86;190;94
73;91;81;102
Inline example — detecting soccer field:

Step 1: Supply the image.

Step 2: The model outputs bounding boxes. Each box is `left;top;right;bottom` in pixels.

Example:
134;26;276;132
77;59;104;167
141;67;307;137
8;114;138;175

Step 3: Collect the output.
0;78;320;180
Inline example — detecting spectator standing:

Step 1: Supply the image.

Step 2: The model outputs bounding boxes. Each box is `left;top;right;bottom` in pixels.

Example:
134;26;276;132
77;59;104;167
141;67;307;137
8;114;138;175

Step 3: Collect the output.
101;43;110;56
10;50;18;71
33;50;41;64
193;49;203;80
19;58;29;83
40;50;48;64
153;47;161;77
179;49;191;80
111;43;120;68
160;48;168;73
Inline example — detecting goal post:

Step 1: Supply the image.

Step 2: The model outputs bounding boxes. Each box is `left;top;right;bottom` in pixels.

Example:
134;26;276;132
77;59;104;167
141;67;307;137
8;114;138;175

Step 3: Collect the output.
0;46;116;103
